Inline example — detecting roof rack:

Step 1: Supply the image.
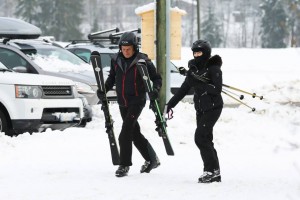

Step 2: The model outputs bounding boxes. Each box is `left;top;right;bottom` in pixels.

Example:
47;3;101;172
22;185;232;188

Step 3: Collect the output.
88;27;119;40
67;28;141;48
109;28;141;37
88;28;141;45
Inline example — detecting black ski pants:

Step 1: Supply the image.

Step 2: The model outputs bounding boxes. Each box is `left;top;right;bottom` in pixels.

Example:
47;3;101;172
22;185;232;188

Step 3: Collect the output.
195;107;222;173
119;105;153;166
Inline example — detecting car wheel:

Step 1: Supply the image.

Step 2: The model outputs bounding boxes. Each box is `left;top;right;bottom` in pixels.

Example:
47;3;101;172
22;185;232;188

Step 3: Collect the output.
0;110;15;136
77;118;88;127
0;109;9;134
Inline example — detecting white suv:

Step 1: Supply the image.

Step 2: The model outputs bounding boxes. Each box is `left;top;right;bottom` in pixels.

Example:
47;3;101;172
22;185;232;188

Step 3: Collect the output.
0;66;84;136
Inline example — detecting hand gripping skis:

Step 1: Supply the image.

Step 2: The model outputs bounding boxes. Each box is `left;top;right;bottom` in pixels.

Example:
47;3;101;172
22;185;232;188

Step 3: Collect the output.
90;51;120;165
137;59;174;156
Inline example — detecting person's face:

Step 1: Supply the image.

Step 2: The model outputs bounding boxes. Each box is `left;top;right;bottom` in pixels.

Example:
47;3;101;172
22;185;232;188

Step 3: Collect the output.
193;51;203;57
121;45;135;58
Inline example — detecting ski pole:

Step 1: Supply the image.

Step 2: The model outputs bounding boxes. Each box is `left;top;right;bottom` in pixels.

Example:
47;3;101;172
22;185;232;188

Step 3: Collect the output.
222;88;244;100
222;84;263;100
189;73;261;102
174;66;263;101
175;66;264;100
222;90;255;112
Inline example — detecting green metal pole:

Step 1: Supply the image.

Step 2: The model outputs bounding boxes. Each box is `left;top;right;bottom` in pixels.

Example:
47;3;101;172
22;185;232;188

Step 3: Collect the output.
156;0;167;112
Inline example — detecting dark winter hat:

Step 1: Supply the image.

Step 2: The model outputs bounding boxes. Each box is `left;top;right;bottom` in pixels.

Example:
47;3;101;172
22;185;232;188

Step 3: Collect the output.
191;40;211;56
119;32;139;51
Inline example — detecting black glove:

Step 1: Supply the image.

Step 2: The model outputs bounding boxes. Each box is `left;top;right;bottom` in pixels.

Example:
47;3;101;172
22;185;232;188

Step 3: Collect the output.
178;67;187;76
148;88;159;101
97;89;106;102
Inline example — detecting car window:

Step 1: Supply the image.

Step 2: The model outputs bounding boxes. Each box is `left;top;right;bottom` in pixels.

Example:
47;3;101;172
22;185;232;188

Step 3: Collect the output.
101;53;112;68
0;61;6;68
71;48;112;69
72;49;91;62
0;48;33;72
24;47;86;65
22;47;91;73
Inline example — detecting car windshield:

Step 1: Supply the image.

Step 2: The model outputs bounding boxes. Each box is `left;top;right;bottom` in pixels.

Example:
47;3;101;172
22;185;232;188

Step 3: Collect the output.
68;47;113;68
22;47;92;73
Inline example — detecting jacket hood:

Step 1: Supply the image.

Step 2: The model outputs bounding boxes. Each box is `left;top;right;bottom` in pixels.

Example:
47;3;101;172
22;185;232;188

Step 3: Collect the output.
207;55;222;67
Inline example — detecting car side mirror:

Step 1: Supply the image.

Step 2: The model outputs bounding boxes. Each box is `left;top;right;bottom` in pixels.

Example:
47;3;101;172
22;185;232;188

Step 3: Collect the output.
12;66;28;73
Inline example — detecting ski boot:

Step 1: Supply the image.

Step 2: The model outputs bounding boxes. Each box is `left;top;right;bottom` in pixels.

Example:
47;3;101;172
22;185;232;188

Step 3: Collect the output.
140;155;161;173
198;169;221;183
140;143;161;173
115;165;130;177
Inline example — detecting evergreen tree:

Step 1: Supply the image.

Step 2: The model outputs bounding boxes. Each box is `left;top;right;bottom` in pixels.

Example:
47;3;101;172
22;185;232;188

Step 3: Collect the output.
34;0;53;36
201;2;223;47
45;0;83;41
15;0;83;41
15;0;39;24
91;18;99;33
260;0;288;48
285;0;300;47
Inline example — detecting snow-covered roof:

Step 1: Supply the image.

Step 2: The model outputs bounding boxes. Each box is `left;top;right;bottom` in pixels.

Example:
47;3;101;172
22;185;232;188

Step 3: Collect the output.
135;2;187;15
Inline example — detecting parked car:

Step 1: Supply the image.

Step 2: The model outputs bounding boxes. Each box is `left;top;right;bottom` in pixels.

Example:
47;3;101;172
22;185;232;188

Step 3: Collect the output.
0;18;116;105
7;40;99;102
0;17;93;125
0;63;84;136
65;41;115;65
65;42;117;97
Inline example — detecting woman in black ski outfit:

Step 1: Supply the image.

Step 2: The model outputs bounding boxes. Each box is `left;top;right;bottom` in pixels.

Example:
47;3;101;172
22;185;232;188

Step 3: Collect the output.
167;40;223;183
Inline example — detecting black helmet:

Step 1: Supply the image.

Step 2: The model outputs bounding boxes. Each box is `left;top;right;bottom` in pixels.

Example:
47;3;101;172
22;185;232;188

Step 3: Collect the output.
191;40;211;56
119;32;138;51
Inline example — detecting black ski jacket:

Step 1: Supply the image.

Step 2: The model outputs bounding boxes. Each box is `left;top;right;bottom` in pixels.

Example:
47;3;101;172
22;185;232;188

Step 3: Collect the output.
105;52;162;107
168;55;223;112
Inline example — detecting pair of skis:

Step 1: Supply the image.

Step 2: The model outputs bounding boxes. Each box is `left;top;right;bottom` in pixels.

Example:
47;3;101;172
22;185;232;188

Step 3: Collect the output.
90;51;120;165
136;59;174;156
91;51;174;165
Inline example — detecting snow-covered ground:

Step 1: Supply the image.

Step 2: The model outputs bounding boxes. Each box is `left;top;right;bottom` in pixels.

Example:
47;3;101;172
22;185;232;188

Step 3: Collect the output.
1;48;300;200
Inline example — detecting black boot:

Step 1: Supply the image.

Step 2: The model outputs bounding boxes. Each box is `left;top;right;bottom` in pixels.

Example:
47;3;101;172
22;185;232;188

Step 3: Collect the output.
140;155;160;173
140;143;160;173
115;165;130;177
198;169;221;183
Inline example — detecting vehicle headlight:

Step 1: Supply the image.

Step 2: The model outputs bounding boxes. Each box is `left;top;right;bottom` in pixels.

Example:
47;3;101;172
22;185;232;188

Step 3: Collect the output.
15;85;43;99
74;81;95;94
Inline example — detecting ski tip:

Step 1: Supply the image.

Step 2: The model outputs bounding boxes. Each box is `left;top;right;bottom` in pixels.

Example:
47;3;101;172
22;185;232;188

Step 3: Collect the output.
91;51;101;56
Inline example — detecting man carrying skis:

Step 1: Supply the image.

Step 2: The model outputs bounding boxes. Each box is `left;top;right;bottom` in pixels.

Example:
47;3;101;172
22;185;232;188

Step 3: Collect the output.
97;32;162;177
166;40;223;183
